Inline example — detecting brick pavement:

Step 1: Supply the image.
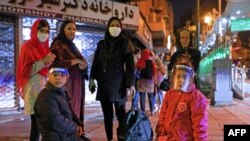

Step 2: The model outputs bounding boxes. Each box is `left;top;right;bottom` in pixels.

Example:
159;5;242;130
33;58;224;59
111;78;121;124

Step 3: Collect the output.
0;98;250;141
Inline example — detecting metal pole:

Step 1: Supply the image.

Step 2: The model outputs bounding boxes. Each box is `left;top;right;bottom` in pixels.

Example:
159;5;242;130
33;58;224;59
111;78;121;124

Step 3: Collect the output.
196;0;200;48
196;0;200;87
218;0;221;16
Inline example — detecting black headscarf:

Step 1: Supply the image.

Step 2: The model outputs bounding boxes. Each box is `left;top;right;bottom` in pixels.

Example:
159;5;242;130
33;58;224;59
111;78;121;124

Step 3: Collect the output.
103;17;127;59
176;28;194;52
169;28;201;73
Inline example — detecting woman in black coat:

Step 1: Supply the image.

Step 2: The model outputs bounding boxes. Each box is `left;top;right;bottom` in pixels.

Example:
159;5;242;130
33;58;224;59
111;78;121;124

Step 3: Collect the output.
169;29;201;72
89;17;135;141
168;29;201;86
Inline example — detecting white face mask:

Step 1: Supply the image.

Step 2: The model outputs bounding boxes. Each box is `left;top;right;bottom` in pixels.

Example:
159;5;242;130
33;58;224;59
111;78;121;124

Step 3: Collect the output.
37;32;49;42
109;27;121;37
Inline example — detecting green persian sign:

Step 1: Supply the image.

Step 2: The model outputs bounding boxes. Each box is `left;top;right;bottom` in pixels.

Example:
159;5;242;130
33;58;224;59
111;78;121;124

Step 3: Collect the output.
231;18;250;32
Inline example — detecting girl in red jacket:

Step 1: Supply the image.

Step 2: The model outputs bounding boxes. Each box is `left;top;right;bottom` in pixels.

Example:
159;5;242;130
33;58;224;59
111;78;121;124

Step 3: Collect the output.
156;56;208;141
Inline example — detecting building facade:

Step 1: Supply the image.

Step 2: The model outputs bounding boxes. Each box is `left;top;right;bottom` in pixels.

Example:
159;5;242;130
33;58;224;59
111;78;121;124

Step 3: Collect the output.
0;0;174;114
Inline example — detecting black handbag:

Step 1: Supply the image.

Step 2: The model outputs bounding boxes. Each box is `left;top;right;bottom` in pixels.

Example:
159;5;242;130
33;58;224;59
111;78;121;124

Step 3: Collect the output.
159;77;169;91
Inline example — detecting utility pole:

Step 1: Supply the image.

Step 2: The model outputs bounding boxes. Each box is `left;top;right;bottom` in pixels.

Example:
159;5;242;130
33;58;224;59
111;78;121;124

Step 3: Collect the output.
218;0;221;16
196;0;200;49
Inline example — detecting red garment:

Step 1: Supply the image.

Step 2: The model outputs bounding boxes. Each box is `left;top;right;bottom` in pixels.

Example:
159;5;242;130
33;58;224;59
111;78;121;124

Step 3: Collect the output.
156;85;208;141
136;49;151;69
136;49;156;75
16;19;50;97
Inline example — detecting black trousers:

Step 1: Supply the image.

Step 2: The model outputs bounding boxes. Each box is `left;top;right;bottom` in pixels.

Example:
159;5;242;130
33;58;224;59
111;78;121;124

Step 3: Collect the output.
30;114;39;141
100;101;126;140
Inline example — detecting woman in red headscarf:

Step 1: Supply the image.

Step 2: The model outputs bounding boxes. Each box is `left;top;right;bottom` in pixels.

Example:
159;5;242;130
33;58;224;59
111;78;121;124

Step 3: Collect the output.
16;19;56;141
136;49;156;115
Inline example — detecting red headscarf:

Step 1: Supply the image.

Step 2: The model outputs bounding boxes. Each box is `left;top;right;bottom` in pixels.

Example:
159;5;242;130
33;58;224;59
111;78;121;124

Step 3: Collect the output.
136;49;151;69
136;49;156;75
16;19;50;98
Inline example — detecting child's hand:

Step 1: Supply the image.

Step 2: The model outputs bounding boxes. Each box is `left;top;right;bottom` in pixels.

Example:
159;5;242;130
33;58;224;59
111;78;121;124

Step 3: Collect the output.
156;136;167;141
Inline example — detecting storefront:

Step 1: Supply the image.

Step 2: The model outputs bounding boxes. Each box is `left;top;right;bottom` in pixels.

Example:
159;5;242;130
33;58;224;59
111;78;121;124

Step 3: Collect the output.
0;0;139;114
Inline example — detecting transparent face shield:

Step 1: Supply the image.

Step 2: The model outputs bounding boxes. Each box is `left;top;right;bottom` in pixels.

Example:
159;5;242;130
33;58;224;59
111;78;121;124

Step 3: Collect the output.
171;65;194;92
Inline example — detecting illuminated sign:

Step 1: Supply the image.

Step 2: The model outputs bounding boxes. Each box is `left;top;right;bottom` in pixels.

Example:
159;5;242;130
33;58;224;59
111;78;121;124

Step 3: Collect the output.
231;18;250;32
0;0;139;30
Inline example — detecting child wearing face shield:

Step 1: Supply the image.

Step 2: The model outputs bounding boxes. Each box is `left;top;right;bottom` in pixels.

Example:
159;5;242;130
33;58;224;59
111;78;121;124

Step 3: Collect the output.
155;57;208;141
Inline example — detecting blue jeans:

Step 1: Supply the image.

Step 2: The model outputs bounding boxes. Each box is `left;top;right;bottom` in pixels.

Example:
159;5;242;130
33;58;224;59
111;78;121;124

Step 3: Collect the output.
131;91;139;109
139;92;155;112
155;87;163;106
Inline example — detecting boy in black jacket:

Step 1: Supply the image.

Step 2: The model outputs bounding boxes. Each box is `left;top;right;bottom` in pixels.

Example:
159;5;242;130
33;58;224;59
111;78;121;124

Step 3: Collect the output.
34;67;90;141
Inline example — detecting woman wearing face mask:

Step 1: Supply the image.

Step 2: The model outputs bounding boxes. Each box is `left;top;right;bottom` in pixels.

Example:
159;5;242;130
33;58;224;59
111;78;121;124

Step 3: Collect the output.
50;20;88;128
89;17;135;141
16;19;56;141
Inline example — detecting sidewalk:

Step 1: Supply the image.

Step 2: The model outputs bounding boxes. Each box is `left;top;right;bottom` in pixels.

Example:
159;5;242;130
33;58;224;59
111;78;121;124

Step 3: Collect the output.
0;98;250;141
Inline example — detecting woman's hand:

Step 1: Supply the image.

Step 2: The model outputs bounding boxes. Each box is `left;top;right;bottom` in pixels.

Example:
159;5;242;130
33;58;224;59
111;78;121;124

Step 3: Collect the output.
42;52;56;64
76;126;84;136
78;63;87;70
72;59;87;70
127;85;135;99
88;79;96;94
78;59;87;70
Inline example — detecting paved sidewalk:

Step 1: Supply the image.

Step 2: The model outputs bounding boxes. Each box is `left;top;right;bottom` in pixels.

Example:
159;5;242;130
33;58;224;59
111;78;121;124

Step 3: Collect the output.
0;98;250;141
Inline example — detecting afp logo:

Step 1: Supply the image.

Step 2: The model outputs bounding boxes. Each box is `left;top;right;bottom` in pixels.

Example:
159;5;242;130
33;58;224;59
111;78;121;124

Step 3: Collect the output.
224;125;250;140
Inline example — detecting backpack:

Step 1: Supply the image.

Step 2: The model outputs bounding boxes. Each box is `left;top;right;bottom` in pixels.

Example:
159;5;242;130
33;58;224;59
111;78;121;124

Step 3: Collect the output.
140;60;153;79
117;109;153;141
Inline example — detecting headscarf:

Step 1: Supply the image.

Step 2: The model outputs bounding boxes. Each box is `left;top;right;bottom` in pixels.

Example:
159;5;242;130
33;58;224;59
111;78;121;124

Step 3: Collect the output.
102;17;127;59
136;49;151;69
176;28;193;52
16;19;50;96
136;49;156;75
51;20;83;59
169;28;200;72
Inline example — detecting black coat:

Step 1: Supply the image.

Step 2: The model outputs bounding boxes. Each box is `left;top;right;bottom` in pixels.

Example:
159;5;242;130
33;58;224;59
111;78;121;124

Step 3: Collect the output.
34;83;82;141
168;48;201;73
90;40;135;102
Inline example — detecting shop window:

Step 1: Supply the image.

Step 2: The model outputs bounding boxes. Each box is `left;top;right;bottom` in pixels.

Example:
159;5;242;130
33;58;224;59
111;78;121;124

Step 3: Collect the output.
0;17;16;109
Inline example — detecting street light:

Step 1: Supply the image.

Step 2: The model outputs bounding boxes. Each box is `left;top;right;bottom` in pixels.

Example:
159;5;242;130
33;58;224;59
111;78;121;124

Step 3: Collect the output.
204;11;214;35
196;0;200;48
204;13;213;25
197;0;221;49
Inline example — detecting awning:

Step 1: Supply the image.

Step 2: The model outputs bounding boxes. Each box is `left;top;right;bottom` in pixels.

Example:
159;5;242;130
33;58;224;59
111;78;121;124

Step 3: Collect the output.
223;0;250;17
211;0;250;35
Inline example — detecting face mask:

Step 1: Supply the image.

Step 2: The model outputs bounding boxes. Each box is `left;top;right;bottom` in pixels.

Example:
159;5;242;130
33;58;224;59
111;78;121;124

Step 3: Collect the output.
109;27;121;37
37;32;49;42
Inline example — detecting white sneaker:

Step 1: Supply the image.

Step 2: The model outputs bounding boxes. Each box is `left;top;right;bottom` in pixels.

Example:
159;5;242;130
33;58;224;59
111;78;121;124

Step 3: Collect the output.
154;104;159;113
